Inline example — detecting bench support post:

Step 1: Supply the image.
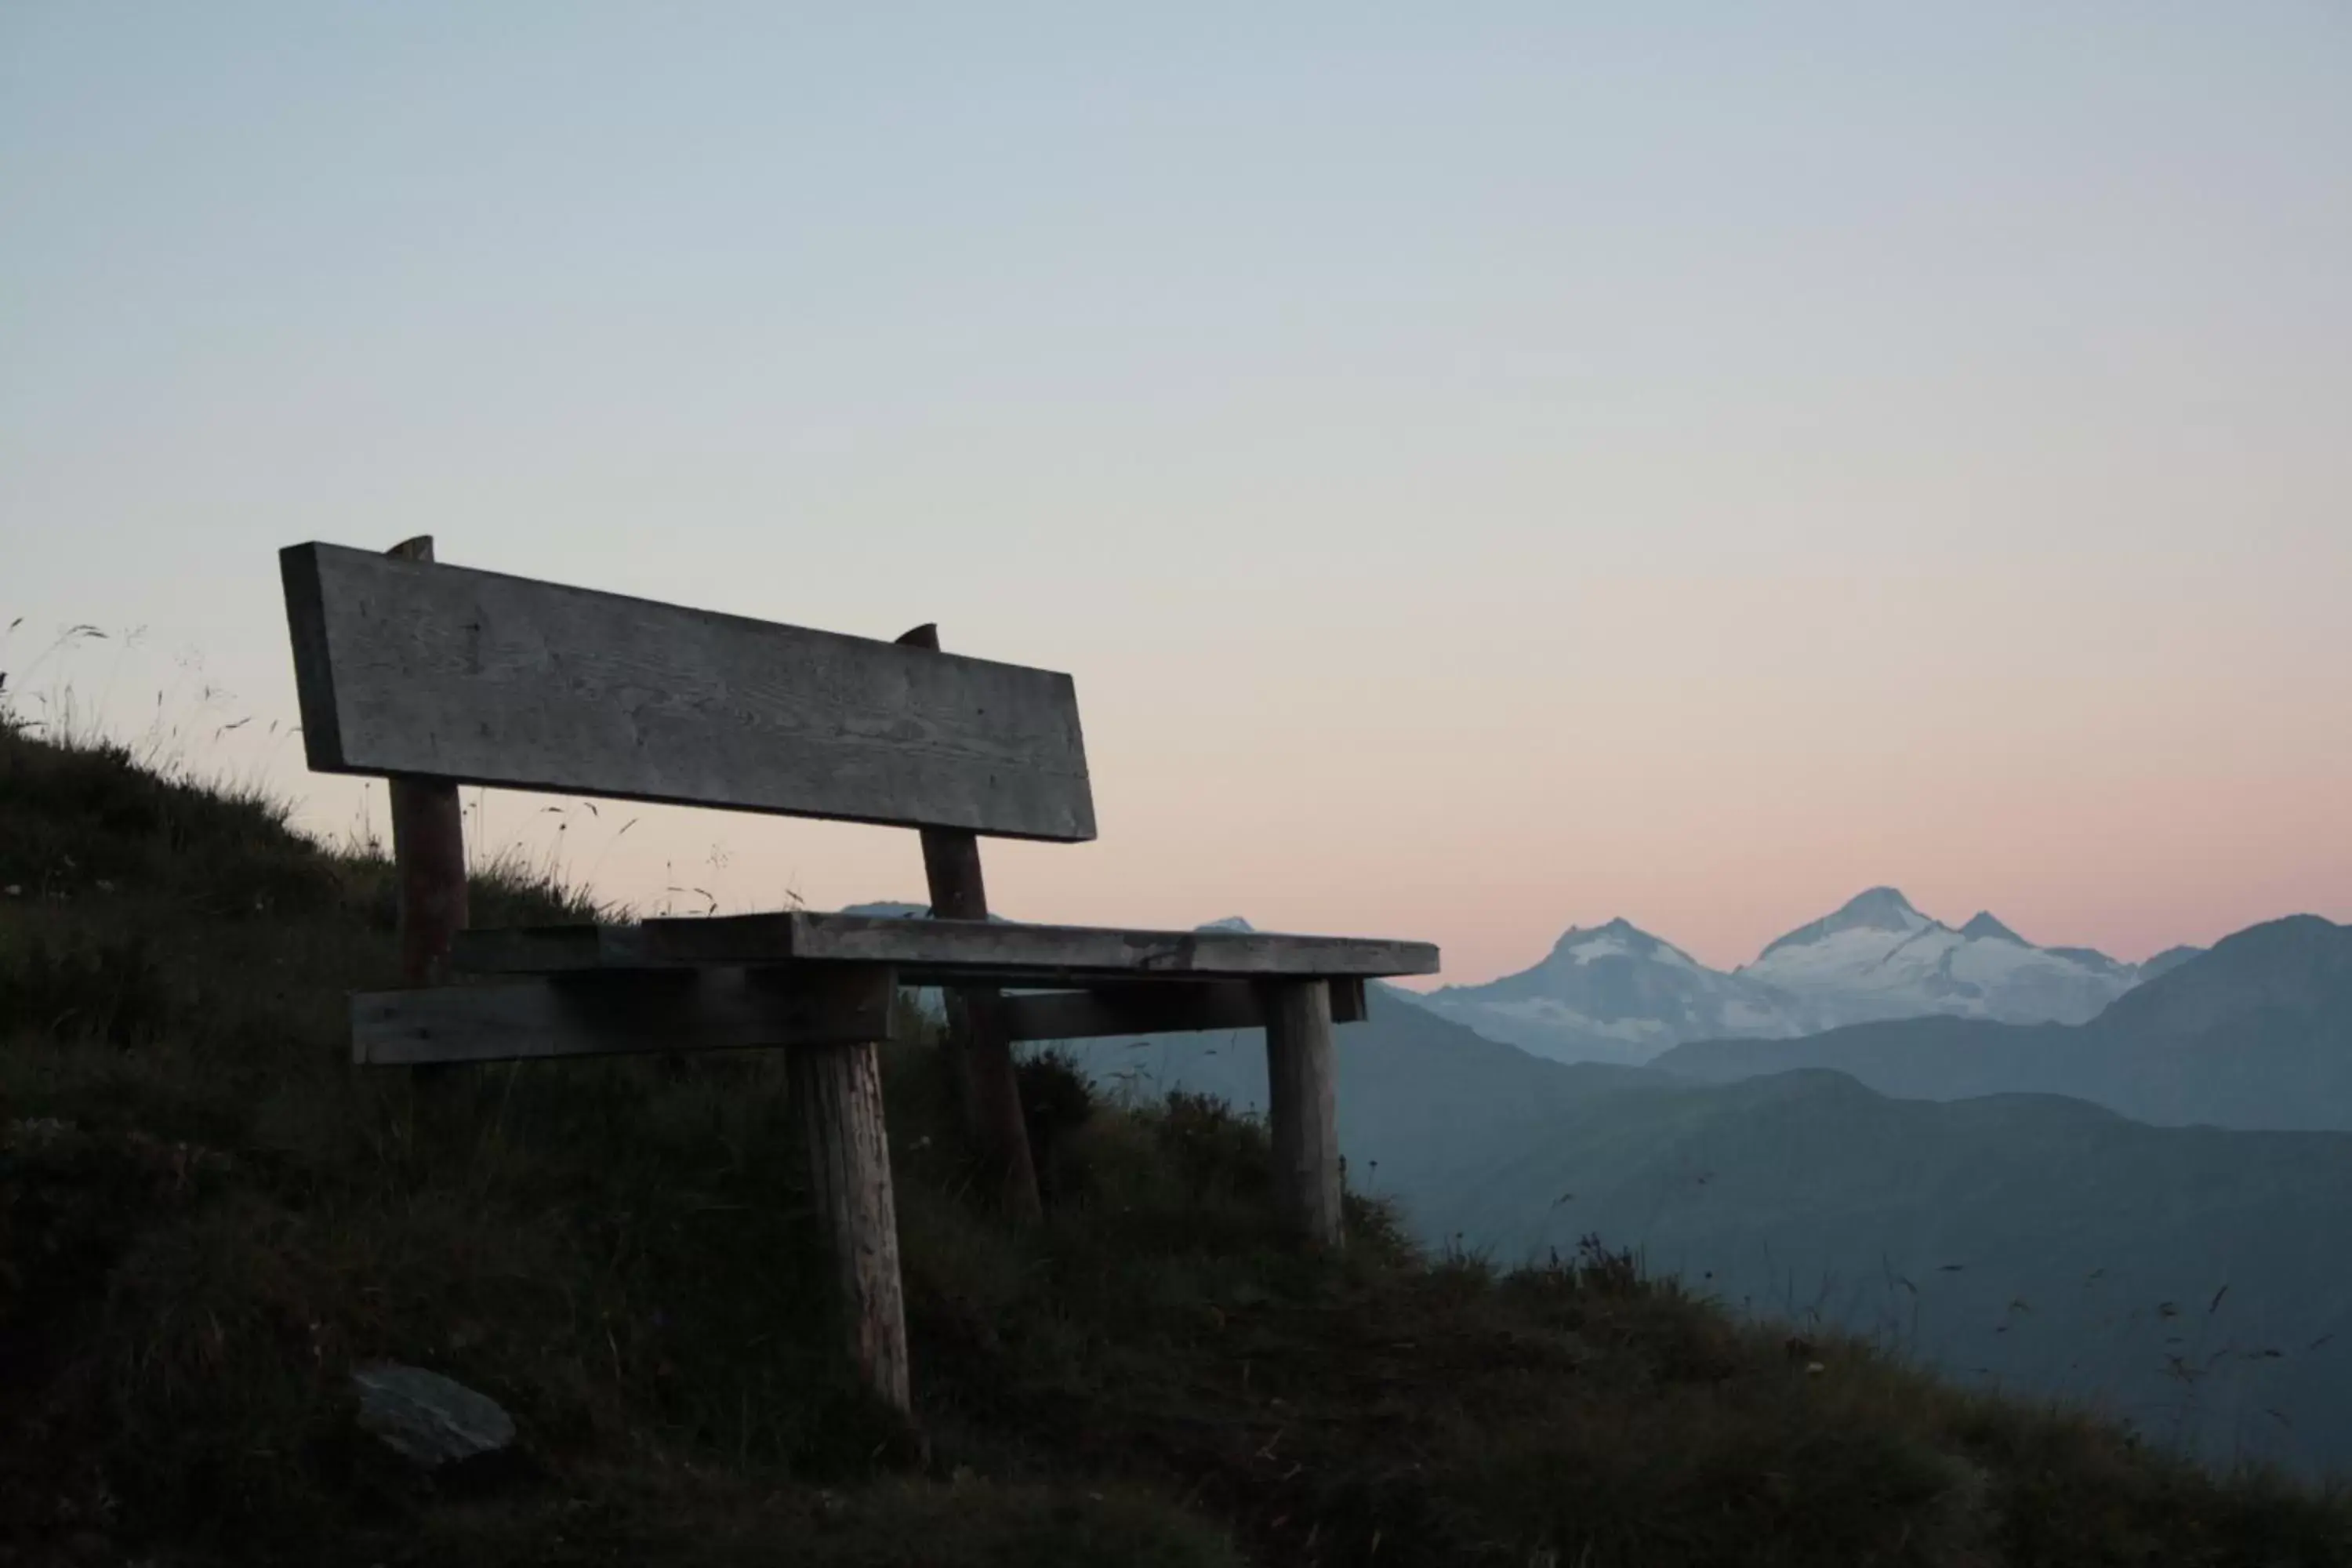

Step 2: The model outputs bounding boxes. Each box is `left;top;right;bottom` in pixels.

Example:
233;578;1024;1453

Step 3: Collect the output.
389;775;467;983
1262;978;1343;1247
792;1037;912;1413
384;539;470;1057
895;622;1044;1222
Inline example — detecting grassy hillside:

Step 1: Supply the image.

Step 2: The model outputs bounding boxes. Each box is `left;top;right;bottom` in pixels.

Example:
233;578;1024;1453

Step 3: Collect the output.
5;726;2351;1566
1029;989;2352;1474
1425;1074;2352;1475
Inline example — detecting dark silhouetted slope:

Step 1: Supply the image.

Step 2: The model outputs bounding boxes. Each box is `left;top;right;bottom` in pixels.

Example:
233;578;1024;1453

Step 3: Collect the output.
8;723;2352;1564
1065;949;2352;1474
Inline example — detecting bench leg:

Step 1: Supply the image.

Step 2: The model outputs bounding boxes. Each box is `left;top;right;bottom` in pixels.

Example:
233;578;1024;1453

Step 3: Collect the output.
384;537;469;1088
389;775;467;983
896;622;1044;1223
792;1039;912;1412
1262;979;1343;1247
941;985;1042;1221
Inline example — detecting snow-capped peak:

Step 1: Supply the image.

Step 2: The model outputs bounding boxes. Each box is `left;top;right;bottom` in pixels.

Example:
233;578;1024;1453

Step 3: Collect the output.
1742;888;2136;1028
1755;887;1929;960
1959;911;2027;945
1406;888;2179;1067
1540;918;1700;971
1406;915;1799;1067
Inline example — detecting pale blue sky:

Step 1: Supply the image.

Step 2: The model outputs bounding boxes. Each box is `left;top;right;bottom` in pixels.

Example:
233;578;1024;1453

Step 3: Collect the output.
5;5;2348;979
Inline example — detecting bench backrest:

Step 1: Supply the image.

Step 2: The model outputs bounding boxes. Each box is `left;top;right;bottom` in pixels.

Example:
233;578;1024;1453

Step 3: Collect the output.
279;542;1097;841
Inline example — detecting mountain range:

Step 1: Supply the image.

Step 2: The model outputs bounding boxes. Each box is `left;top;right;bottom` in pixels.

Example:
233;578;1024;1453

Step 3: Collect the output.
1654;914;2352;1131
1029;918;2352;1475
848;896;2348;1468
1411;886;2202;1065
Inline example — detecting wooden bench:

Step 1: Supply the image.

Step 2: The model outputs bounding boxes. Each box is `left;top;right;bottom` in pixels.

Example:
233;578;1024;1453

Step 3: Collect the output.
278;537;1438;1413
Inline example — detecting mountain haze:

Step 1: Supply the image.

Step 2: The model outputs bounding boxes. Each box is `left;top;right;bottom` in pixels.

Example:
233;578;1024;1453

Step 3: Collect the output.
1416;887;2174;1065
1656;916;2352;1131
1056;978;2352;1475
1411;918;1806;1065
1740;887;2141;1028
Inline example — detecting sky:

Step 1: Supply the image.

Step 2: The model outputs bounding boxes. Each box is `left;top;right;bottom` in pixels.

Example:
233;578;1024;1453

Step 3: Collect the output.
4;4;2348;985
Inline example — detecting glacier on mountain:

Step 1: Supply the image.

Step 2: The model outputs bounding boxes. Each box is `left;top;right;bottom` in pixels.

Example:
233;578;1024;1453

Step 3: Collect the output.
1409;887;2173;1065
1736;887;2135;1028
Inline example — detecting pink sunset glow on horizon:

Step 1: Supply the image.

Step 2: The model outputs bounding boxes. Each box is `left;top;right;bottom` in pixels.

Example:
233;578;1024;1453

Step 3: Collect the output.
5;7;2347;989
22;532;2342;996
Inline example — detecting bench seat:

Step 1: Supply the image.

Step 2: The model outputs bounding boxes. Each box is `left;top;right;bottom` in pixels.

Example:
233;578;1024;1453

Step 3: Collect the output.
352;915;1431;1068
450;911;1439;985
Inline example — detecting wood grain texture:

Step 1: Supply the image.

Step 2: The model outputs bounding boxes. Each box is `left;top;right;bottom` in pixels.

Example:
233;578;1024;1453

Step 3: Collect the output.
1263;979;1343;1248
387;777;467;985
894;620;1040;1221
278;542;1096;841
996;978;1368;1042
383;536;470;993
452;913;1439;982
792;1039;912;1412
350;965;895;1065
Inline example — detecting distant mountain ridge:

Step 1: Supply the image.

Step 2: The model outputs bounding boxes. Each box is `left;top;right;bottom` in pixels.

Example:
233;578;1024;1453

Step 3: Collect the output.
1754;884;1928;960
1413;887;2199;1065
1034;946;2352;1476
1736;886;2150;1030
1958;910;2026;944
1410;917;1813;1065
1654;915;2352;1131
857;891;2350;1468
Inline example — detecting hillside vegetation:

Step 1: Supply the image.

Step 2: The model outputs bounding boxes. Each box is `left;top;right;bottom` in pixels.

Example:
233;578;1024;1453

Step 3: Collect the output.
1050;985;2352;1475
4;725;2350;1566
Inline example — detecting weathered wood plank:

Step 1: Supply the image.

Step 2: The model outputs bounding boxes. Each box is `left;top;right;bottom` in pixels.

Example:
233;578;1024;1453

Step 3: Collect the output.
383;535;470;1000
1264;979;1343;1247
894;620;1040;1221
278;542;1097;841
779;914;1439;978
452;912;1439;982
350;965;895;1066
996;978;1368;1042
792;1038;912;1413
